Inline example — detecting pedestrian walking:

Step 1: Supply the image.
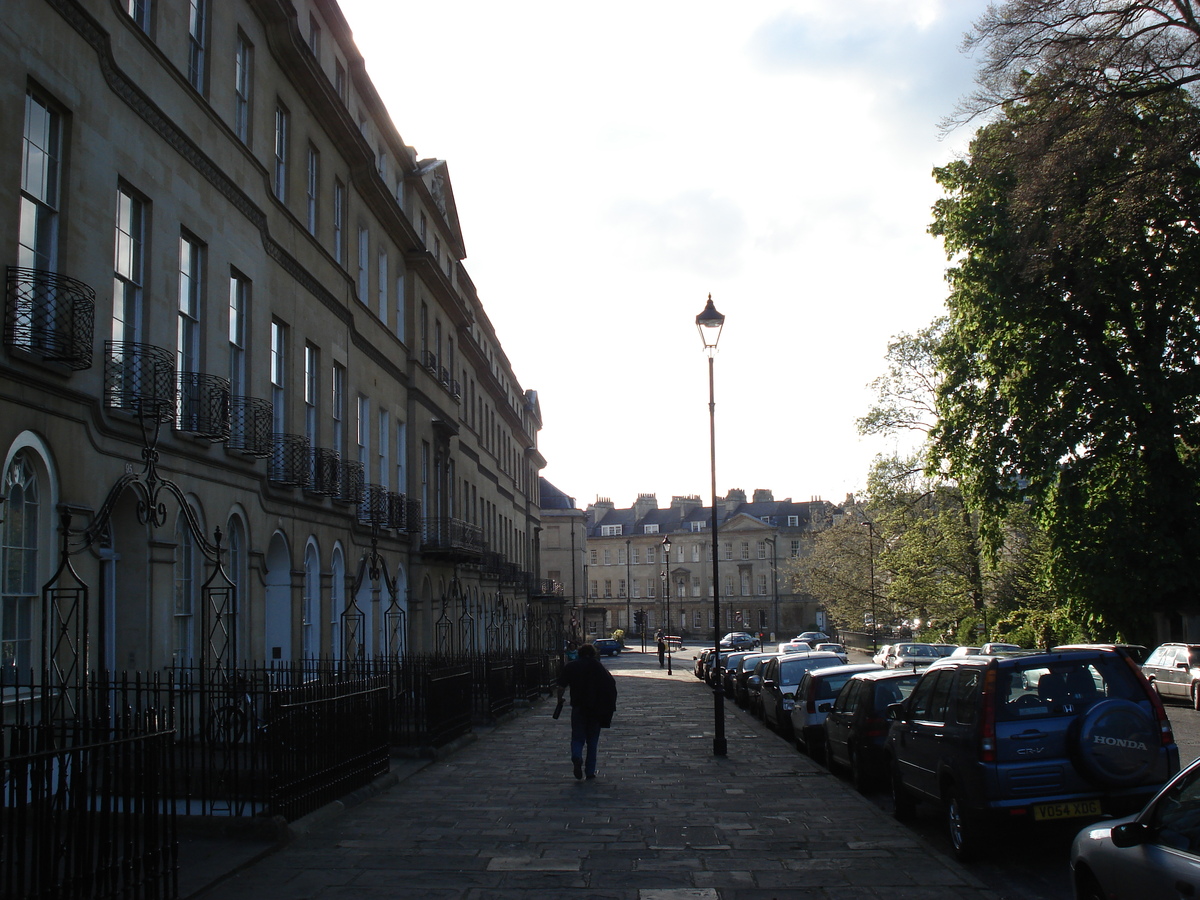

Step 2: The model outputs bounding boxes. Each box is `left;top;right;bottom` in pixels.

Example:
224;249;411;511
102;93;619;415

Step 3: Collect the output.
555;643;618;780
657;636;666;668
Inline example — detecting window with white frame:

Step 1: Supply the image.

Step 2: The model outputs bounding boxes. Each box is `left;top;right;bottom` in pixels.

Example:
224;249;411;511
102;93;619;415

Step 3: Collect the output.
20;90;61;274
691;544;700;562
227;271;247;398
333;179;345;264
631;547;639;565
357;395;369;469
378;408;389;489
331;362;345;456
618;579;626;598
307;12;321;60
603;549;611;565
270;319;286;433
126;0;150;32
757;541;766;559
589;549;597;565
395;420;407;493
691;577;700;597
604;580;612;598
306;144;319;235
234;33;251;143
790;539;801;557
740;570;751;596
394;268;405;342
377;249;387;320
273;103;288;200
741;541;750;560
758;574;768;595
646;546;656;565
617;547;626;565
788;515;799;527
176;233;203;376
113;186;145;345
643;524;658;534
2;453;42;673
304;343;318;448
690;521;703;532
357;226;369;301
723;542;732;561
187;0;208;92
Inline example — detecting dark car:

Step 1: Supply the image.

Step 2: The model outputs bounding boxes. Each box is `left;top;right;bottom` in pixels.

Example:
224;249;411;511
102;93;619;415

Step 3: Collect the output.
693;648;712;680
760;651;846;736
746;657;771;717
734;652;774;708
720;632;757;651
721;652;754;697
593;638;621;657
791;663;883;762
1140;643;1200;707
824;669;923;792
886;648;1178;861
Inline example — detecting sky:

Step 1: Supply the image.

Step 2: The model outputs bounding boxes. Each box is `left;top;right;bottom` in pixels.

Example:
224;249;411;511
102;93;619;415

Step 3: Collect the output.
337;0;991;511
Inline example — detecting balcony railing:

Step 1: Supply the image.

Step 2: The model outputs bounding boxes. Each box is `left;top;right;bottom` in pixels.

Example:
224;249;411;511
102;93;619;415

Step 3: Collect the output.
421;518;485;555
388;494;422;533
176;372;231;441
5;266;96;371
357;483;389;528
269;433;310;487
421;350;437;372
334;460;364;504
104;341;175;423
307;447;340;496
228;395;273;457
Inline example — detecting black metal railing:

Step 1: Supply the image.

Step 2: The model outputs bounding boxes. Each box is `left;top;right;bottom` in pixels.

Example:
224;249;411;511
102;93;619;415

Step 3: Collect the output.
4;266;96;371
335;460;364;504
421;518;485;555
228;395;273;457
104;341;176;422
308;447;341;495
421;349;437;372
357;483;390;527
177;371;231;440
386;493;420;532
269;433;310;487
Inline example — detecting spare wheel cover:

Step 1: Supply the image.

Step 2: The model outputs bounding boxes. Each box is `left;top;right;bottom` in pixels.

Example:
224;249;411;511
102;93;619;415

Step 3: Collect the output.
1073;699;1158;787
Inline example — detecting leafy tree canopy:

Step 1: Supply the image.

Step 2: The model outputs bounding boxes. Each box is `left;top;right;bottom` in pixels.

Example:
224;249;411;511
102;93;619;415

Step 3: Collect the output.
931;83;1200;636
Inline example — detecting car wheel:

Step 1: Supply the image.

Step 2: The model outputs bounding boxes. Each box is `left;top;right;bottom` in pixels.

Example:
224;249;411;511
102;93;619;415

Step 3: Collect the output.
945;784;986;862
890;763;916;821
1074;868;1105;900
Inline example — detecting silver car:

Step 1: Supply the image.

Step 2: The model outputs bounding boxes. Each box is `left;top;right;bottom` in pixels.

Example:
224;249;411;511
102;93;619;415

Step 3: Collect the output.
1071;755;1200;899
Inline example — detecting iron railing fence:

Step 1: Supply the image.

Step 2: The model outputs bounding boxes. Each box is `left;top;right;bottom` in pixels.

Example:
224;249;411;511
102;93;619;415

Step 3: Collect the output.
4;266;96;371
1;713;178;900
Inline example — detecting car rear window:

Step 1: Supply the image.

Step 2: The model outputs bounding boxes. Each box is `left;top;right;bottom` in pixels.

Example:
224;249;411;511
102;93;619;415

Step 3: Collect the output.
995;657;1144;721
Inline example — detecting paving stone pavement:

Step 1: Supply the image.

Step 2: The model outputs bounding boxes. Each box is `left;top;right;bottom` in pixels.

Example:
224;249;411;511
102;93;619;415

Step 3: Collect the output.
195;650;999;900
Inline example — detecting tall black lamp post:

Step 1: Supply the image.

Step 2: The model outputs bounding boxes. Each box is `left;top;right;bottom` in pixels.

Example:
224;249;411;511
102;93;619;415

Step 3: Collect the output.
697;293;727;757
625;538;632;640
661;535;673;674
862;520;879;653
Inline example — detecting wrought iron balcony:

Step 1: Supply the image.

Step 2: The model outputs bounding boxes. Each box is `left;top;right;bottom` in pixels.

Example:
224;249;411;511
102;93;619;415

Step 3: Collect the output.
176;372;231;441
389;494;422;533
421;518;485;557
437;366;450;388
5;266;95;371
334;460;364;504
307;447;340;496
228;395;273;457
357;483;389;528
421;350;437;372
269;433;310;487
451;379;462;402
104;341;175;423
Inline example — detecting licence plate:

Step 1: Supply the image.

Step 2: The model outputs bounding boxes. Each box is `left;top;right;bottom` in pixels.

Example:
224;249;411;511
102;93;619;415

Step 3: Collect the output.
1032;799;1102;821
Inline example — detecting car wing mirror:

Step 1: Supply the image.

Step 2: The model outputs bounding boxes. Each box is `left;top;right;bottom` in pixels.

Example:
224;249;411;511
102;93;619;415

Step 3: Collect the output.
1110;822;1149;849
887;701;907;721
817;702;834;713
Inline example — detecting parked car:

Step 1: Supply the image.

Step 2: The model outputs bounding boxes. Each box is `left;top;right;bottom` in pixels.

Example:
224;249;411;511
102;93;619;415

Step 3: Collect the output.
734;653;775;708
721;652;754;696
791;663;882;761
1070;755;1200;900
814;642;849;663
760;651;846;736
887;643;942;669
1141;643;1200;708
720;632;757;651
693;648;712;680
930;644;958;658
949;646;983;657
980;642;1022;654
593;638;622;657
777;641;812;655
746;657;771;716
825;669;923;792
872;644;895;667
886;648;1178;861
796;631;831;645
1055;643;1149;665
703;649;736;686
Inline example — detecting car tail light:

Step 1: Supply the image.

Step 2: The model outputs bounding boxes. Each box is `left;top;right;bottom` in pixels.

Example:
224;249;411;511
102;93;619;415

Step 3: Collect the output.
1124;653;1174;746
805;679;817;714
980;663;997;762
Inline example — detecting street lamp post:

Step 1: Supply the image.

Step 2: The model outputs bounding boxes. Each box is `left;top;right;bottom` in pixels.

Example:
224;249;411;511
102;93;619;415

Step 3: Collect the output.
862;521;878;653
697;294;727;757
662;535;673;675
765;536;779;642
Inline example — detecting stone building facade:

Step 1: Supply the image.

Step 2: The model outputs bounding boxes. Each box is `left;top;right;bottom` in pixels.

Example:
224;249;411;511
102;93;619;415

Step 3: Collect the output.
1;0;550;676
584;490;838;643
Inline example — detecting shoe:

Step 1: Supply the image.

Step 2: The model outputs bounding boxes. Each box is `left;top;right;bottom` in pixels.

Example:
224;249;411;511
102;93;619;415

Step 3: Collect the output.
572;758;583;780
586;773;596;780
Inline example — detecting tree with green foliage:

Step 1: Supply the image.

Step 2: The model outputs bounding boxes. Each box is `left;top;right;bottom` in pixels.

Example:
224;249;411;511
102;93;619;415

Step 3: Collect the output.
931;83;1200;638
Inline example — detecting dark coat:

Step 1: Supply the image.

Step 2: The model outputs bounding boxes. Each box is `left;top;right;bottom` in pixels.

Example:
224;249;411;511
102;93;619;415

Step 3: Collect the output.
557;657;618;727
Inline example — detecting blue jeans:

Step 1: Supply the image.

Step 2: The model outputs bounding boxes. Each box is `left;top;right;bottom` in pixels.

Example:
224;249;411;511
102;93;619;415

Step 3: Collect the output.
570;707;602;776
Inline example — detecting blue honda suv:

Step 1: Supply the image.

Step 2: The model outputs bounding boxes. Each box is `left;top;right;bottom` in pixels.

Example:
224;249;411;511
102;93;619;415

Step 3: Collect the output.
885;648;1178;861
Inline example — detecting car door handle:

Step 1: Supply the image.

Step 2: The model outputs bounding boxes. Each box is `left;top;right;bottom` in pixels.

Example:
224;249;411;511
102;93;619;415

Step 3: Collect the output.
1011;731;1048;741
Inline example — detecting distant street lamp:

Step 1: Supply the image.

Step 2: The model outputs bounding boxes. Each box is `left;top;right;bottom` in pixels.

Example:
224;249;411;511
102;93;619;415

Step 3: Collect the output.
697;294;727;757
862;520;879;653
662;535;673;675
